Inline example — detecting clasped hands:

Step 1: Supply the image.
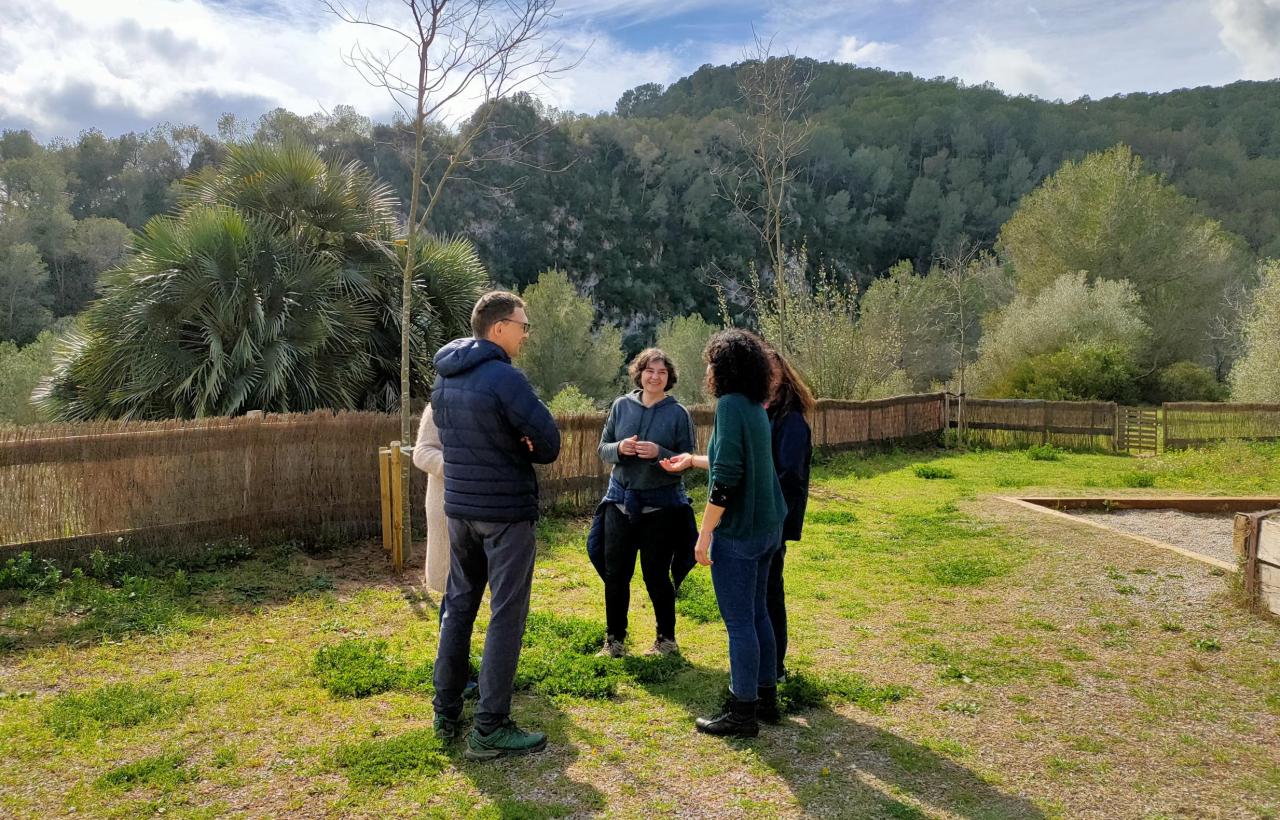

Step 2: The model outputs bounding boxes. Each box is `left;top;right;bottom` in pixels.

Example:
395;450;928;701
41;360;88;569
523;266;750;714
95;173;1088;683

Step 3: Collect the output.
618;435;660;459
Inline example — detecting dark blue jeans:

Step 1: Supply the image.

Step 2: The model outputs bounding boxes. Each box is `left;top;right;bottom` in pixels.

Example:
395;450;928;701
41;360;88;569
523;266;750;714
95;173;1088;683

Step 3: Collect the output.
433;518;536;734
709;526;782;701
766;541;788;680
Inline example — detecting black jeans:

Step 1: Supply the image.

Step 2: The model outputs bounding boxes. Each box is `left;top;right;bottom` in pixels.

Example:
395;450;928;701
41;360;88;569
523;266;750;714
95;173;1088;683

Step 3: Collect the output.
433;518;536;734
765;542;788;680
601;505;682;641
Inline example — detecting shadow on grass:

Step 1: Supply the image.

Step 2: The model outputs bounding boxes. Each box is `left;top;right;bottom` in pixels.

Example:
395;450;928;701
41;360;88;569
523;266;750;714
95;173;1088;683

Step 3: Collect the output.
0;540;386;654
638;658;1046;819
449;693;607;818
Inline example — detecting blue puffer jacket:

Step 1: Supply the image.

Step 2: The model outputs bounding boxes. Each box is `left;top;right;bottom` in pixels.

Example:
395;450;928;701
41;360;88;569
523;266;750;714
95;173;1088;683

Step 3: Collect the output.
430;338;561;522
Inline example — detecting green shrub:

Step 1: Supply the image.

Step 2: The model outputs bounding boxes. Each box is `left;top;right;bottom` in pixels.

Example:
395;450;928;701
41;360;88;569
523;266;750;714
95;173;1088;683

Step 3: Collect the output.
1149;361;1228;403
1192;637;1222;652
1121;471;1156;488
95;752;194;791
334;729;448;787
1025;444;1062;461
0;551;61;591
675;572;720;623
547;384;598;415
999;344;1140;403
913;465;955;480
313;639;406;698
46;683;194;738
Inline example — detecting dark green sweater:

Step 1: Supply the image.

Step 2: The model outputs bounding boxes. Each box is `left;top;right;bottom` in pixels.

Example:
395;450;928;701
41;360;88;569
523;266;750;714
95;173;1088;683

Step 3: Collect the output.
707;393;787;538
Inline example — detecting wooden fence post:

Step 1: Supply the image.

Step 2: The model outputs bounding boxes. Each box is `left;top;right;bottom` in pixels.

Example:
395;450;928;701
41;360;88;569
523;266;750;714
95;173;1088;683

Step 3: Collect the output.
378;446;392;555
389;440;404;572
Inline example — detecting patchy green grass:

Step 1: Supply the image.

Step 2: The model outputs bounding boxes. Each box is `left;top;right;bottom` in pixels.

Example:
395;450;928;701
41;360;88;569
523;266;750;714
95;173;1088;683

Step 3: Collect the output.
45;683;193;738
312;638;431;698
333;729;449;787
1;441;1279;817
94;752;194;791
913;464;956;480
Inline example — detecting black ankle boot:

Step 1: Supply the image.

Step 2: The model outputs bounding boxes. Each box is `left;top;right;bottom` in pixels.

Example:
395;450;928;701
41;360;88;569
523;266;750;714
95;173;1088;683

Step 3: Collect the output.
695;697;759;737
757;685;780;724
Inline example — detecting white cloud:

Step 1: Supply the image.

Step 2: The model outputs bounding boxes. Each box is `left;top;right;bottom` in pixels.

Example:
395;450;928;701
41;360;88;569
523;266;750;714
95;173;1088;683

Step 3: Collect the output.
0;0;413;139
950;40;1080;100
540;31;687;114
0;0;1268;141
0;0;696;138
1211;0;1280;78
835;36;896;66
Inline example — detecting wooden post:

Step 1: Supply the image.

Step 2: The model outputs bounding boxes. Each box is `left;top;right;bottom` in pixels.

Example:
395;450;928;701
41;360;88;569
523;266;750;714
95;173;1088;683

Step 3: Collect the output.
378;447;392;554
242;411;263;517
399;451;412;575
389;440;404;572
943;392;951;448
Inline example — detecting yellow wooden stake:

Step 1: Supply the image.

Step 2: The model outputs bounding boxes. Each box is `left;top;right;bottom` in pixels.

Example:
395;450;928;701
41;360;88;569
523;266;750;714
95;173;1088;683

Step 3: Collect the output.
389;440;404;572
378;446;392;554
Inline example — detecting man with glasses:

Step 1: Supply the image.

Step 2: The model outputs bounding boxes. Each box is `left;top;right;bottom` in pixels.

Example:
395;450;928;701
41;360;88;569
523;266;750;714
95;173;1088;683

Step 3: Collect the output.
429;290;561;760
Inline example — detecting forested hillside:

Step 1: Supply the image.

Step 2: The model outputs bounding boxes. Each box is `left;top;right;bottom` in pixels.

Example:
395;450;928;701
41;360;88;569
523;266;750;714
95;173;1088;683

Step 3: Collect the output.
4;61;1278;347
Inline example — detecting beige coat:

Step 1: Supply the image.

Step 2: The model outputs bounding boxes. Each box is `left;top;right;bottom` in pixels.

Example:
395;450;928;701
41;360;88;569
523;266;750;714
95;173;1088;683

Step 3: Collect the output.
412;405;450;594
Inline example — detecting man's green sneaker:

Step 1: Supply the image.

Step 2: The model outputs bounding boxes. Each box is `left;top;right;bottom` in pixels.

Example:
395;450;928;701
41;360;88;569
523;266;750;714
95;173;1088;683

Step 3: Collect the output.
464;719;547;761
433;712;465;742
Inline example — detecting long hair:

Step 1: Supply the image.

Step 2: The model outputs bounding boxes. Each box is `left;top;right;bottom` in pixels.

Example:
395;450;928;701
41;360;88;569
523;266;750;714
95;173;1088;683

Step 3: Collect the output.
767;346;817;419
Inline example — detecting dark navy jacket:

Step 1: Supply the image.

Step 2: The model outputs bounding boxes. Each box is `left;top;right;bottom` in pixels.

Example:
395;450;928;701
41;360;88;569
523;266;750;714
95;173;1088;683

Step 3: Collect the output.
430;338;561;522
769;408;812;543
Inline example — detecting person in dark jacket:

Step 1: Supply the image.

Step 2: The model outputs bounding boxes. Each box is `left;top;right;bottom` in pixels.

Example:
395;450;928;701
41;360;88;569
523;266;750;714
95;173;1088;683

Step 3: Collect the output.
430;290;561;761
591;348;697;659
661;329;786;738
763;345;815;684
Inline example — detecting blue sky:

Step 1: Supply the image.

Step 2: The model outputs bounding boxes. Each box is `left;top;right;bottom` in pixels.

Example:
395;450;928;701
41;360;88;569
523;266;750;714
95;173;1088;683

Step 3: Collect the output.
2;0;1278;140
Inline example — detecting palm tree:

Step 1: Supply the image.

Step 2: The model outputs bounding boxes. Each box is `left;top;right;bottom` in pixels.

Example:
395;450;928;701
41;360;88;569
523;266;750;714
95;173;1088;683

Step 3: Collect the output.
38;143;488;420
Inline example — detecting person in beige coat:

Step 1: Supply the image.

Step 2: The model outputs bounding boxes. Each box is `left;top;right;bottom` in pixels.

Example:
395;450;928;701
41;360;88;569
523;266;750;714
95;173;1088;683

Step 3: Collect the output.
412;404;450;595
414;403;479;699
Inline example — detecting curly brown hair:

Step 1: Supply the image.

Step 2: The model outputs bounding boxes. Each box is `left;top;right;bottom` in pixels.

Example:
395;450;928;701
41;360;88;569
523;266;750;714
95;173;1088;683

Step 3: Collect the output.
629;348;677;391
703;329;771;402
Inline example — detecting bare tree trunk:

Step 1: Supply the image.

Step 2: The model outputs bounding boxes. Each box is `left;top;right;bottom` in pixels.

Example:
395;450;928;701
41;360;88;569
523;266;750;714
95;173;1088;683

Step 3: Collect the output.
712;34;813;353
326;0;569;569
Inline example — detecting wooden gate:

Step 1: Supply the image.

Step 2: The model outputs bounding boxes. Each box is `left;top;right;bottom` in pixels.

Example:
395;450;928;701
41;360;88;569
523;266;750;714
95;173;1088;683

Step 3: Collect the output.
1117;406;1160;454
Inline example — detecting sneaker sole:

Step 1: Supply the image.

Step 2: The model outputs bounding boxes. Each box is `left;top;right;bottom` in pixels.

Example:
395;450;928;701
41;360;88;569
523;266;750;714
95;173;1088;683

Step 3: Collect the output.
464;737;548;761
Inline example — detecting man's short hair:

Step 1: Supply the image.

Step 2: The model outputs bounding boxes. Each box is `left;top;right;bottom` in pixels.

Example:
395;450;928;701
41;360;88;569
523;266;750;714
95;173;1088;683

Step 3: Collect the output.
471;290;525;339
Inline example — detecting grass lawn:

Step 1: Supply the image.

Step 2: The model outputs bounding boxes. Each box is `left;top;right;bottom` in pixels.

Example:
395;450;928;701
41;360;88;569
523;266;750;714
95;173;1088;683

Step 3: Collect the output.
2;441;1279;819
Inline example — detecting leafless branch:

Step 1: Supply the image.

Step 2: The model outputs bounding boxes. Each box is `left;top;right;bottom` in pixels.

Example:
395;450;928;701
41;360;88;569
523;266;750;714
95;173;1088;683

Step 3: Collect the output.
709;29;814;351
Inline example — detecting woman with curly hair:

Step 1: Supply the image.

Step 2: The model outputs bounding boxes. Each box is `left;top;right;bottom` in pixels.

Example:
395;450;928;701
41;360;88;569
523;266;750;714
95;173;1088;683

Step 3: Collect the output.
661;329;786;737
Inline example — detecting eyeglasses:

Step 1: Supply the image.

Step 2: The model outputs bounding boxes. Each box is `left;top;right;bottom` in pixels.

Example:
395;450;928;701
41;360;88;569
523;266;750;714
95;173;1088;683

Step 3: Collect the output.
499;318;531;333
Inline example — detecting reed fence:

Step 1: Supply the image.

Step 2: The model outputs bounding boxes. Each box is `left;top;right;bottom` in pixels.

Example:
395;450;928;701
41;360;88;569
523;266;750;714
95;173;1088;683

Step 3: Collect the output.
7;393;1278;561
955;398;1118;451
1;394;947;559
1163;403;1280;450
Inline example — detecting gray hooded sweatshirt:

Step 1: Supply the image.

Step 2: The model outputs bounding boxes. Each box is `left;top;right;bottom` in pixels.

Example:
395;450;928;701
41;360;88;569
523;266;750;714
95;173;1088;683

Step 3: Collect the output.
597;390;696;491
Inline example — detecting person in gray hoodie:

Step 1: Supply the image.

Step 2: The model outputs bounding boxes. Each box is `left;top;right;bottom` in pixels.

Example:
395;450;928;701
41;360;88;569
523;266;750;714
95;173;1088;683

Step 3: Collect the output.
589;348;697;658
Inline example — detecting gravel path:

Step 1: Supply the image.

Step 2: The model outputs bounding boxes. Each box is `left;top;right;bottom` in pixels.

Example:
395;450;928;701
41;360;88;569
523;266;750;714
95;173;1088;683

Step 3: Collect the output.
1070;509;1237;565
